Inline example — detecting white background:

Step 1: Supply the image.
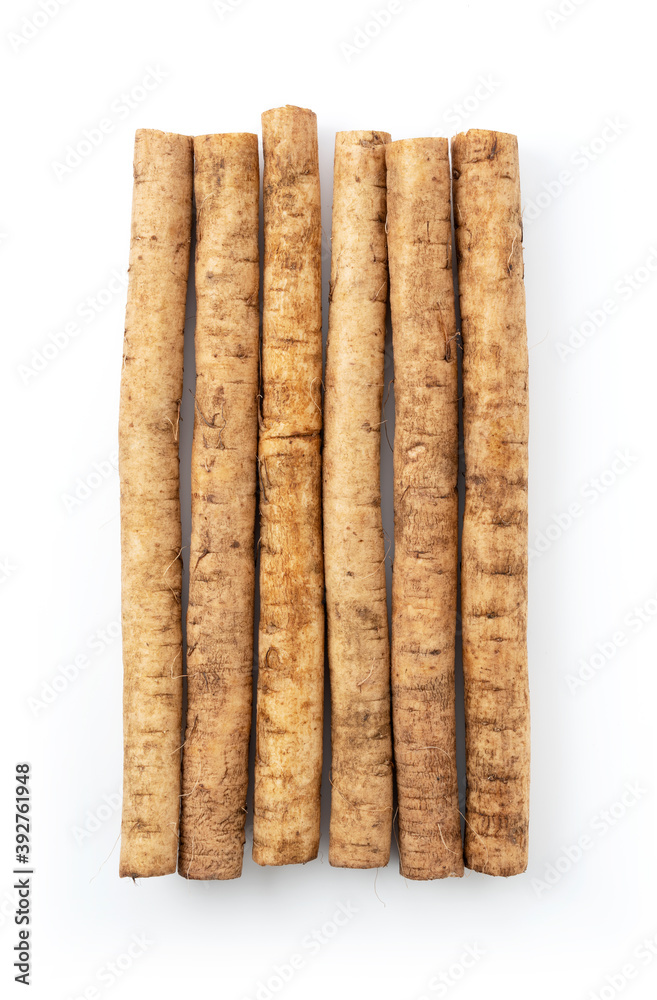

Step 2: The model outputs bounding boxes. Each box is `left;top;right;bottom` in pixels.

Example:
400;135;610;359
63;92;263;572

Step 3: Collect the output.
1;0;656;997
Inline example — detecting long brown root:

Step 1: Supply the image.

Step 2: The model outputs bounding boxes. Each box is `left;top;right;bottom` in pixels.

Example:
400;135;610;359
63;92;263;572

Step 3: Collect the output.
451;129;530;877
119;129;193;878
387;137;463;880
253;106;324;866
178;133;260;880
324;130;393;869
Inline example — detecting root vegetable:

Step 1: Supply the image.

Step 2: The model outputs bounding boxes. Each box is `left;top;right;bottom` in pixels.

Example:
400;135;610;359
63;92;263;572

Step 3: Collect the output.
324;130;393;869
119;129;193;878
178;133;260;880
451;129;530;877
253;106;324;866
386;137;463;880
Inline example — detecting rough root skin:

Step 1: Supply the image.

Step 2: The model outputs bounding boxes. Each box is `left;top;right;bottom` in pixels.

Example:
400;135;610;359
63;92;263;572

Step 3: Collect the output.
119;129;193;878
324;130;393;869
253;106;324;867
386;137;464;880
178;134;260;881
451;129;530;877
